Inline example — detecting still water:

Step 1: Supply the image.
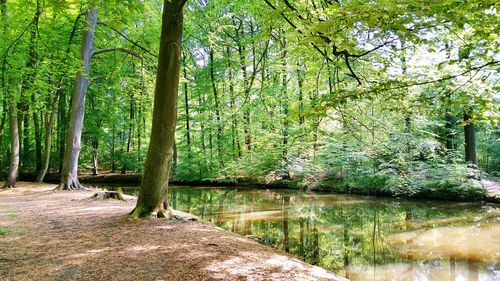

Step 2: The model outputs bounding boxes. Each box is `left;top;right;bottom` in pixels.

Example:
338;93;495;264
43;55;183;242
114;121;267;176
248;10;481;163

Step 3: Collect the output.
113;185;500;281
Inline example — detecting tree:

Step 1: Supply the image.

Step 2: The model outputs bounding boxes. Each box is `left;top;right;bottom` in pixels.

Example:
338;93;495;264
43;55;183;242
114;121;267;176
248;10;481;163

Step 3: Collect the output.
59;5;143;189
464;113;477;165
130;0;187;218
58;8;98;190
36;13;82;183
1;0;20;189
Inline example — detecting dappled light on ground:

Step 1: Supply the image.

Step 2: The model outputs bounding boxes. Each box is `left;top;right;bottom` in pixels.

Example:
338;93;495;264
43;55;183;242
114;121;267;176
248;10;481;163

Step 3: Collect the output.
206;251;347;281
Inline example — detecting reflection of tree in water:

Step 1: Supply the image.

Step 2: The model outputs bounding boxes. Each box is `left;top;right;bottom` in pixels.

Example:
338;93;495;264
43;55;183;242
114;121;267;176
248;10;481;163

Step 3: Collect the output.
159;187;497;280
282;195;290;253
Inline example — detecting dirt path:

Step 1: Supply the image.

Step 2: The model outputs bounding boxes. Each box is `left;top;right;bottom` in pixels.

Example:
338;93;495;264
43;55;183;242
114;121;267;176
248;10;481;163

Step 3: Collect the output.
0;182;346;281
483;179;500;198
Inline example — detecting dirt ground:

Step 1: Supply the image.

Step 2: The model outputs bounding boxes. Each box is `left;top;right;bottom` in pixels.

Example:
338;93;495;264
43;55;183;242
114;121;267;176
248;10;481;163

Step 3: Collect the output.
0;182;347;281
483;179;500;198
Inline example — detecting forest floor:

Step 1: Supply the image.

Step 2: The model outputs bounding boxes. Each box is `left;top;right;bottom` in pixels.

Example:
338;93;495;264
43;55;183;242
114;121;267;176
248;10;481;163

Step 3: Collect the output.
0;182;347;281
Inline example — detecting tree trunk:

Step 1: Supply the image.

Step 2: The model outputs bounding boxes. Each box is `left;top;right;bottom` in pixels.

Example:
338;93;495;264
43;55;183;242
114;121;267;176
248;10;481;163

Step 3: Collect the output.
0;0;7;173
18;0;40;172
22;112;29;169
35;95;58;182
235;22;252;154
297;61;305;126
182;55;191;157
464;113;477;165
57;85;67;173
33;104;42;172
130;0;186;218
210;48;224;168
172;142;178;175
226;46;241;159
90;137;98;176
445;113;455;151
111;123;116;173
122;93;135;174
282;195;290;253
281;37;289;161
59;8;97;190
3;106;19;188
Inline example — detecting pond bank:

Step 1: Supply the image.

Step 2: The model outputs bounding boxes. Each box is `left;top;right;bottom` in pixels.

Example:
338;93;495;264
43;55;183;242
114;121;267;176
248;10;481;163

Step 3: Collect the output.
0;182;346;281
21;172;500;203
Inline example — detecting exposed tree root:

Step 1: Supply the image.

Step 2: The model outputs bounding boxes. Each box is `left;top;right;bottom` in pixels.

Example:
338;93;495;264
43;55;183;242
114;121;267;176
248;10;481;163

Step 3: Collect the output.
56;180;85;191
129;206;182;220
1;182;15;189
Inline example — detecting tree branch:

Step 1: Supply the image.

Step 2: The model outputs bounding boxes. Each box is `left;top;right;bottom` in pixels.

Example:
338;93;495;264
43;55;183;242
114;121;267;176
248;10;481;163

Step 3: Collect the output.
97;21;158;59
92;48;143;60
382;60;499;90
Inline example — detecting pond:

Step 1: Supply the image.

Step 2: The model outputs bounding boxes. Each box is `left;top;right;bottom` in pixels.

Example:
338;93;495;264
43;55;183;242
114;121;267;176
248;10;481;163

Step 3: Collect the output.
108;185;500;281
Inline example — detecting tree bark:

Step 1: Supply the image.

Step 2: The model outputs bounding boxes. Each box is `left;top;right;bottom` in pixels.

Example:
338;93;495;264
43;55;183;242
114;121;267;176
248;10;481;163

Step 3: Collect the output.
59;8;97;190
3;106;19;188
130;0;186;218
464;113;477;165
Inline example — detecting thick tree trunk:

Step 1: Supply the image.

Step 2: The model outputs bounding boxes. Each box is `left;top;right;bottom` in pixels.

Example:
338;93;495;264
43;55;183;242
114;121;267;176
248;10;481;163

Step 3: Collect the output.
59;8;97;190
3;106;19;188
464;113;477;165
130;0;186;218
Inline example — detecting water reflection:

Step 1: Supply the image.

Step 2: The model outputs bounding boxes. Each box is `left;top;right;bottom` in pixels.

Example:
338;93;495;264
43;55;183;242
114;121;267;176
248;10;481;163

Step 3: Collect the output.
115;186;500;281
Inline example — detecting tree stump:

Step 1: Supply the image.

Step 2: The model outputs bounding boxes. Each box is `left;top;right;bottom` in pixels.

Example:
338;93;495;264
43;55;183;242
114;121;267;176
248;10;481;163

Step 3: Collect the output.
90;191;125;201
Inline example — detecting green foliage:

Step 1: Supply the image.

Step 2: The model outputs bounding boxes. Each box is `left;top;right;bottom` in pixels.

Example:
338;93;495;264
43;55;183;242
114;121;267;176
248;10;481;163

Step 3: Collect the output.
0;0;497;203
